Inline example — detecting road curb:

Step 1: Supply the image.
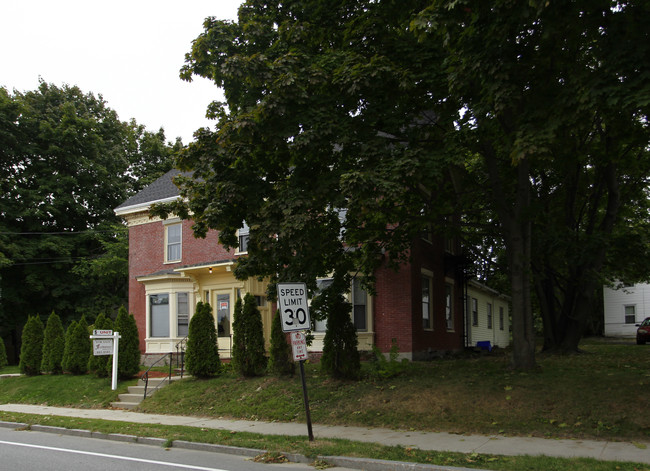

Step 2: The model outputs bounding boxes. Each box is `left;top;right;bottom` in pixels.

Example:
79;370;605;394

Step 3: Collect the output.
0;419;493;471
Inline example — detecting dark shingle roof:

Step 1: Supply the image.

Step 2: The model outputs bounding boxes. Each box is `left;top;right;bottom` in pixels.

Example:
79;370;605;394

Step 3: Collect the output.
115;170;192;212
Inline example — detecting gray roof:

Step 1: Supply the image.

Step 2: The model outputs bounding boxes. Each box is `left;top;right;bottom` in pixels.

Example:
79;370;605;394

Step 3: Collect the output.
115;170;192;212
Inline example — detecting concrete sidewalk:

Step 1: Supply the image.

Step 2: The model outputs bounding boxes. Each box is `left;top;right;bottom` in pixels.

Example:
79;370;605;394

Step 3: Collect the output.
0;404;649;466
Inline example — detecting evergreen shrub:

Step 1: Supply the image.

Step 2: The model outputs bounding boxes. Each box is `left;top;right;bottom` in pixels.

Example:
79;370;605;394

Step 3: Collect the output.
61;320;77;373
268;309;295;376
185;301;220;378
62;316;90;375
115;306;140;379
41;311;65;374
19;316;44;376
231;293;266;377
0;336;7;369
320;287;360;380
88;312;113;377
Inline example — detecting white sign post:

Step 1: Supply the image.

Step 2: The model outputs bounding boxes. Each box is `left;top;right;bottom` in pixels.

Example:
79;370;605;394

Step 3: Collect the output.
90;330;120;391
277;282;311;332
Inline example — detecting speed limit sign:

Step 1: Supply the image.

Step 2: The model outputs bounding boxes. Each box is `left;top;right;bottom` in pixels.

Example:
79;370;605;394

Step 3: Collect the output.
277;282;311;332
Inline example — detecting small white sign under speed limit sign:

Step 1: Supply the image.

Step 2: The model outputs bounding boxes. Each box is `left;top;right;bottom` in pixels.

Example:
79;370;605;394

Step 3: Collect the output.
277;282;311;332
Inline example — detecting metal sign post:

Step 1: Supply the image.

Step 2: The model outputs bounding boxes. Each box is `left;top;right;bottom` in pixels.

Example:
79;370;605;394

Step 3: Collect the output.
298;359;314;441
279;284;314;441
291;332;313;441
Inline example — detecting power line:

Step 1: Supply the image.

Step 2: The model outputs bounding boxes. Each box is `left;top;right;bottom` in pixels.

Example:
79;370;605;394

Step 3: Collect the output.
4;255;104;267
0;230;123;236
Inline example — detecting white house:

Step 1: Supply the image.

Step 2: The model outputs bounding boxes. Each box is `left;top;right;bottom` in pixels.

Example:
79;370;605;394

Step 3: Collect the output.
465;280;511;349
603;283;650;337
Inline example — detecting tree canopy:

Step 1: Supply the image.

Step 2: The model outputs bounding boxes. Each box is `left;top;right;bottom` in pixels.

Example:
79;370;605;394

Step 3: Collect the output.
160;0;649;369
0;81;178;357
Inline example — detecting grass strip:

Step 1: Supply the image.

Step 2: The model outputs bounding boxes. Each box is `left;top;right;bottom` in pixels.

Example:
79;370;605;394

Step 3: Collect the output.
0;411;648;471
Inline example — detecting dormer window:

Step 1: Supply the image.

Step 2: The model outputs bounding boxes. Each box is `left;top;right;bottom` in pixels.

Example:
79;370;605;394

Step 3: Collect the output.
237;222;250;254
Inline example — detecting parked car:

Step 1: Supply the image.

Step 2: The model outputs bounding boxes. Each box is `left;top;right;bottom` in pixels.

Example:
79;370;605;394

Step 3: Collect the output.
636;318;650;345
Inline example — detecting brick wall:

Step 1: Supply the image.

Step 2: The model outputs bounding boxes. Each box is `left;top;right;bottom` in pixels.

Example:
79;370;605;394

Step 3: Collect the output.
127;219;234;351
374;259;415;355
372;236;466;359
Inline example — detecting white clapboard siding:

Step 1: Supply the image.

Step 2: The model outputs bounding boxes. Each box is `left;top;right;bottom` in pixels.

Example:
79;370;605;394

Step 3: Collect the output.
603;283;650;337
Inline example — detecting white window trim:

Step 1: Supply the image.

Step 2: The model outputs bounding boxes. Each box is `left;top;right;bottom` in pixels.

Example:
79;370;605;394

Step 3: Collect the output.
311;277;373;334
445;283;454;331
471;297;479;327
624;305;636;324
164;221;182;263
235;222;250;255
422;269;434;331
487;302;493;330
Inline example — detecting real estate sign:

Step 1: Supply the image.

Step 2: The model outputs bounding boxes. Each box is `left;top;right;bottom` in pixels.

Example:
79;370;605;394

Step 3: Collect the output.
92;338;113;356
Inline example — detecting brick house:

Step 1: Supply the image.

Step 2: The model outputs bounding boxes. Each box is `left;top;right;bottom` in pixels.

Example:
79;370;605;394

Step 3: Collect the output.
115;170;503;360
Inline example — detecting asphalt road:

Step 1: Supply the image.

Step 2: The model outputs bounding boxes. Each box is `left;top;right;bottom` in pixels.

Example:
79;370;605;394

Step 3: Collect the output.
0;427;322;471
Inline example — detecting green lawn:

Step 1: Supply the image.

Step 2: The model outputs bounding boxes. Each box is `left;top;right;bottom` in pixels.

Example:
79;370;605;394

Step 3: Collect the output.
137;339;650;441
1;339;649;471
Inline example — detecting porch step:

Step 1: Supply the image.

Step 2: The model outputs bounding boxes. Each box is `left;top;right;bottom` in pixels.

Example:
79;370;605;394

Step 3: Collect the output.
110;375;186;410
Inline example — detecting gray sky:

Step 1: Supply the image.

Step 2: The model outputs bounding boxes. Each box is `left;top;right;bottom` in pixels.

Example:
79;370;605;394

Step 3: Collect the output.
1;1;243;144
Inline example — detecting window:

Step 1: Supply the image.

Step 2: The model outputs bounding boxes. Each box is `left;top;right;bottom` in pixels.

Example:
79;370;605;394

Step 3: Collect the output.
150;294;170;337
422;274;432;329
337;208;347;239
487;303;493;329
444;236;454;254
471;298;478;326
314;278;332;332
445;284;453;330
312;277;368;332
166;224;181;262
352;278;367;331
421;224;432;243
237;222;250;253
177;292;189;337
499;306;505;331
625;305;636;324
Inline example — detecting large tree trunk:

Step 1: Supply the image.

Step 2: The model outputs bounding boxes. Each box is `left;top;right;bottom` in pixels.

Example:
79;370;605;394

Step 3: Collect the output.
536;159;621;353
484;148;537;369
506;223;537;369
534;267;560;351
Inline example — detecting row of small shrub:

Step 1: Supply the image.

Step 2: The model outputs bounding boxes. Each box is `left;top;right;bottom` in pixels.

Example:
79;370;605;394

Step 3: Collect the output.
0;336;7;369
186;291;361;380
185;294;291;378
18;306;140;380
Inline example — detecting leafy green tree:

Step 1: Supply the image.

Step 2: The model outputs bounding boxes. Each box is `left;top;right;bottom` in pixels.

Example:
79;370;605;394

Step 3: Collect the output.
232;293;266;377
0;336;7;369
62;316;90;375
125;122;182;192
0;82;178;350
87;312;113;377
19;316;44;376
41;311;65;374
185;302;221;378
267;310;294;376
114;306;140;379
160;0;649;370
413;0;650;357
